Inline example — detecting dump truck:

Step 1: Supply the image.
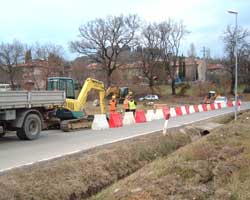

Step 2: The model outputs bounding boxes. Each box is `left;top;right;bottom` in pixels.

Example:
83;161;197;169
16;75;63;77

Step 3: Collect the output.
0;77;106;140
0;90;65;140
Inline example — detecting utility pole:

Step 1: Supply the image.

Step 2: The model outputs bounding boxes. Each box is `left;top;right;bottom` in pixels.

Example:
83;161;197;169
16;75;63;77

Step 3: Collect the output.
202;46;206;59
201;46;207;81
228;10;238;120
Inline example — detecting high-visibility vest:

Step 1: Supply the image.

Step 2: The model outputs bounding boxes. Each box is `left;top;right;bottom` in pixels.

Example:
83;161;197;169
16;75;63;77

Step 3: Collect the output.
123;99;129;109
129;100;136;110
109;99;117;112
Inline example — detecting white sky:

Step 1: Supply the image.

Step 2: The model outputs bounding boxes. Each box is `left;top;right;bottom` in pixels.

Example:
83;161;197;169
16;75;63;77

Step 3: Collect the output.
0;0;249;60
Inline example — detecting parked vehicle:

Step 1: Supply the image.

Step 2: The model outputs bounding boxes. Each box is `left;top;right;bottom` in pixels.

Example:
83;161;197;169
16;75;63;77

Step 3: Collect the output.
139;94;159;101
214;96;228;104
0;84;11;92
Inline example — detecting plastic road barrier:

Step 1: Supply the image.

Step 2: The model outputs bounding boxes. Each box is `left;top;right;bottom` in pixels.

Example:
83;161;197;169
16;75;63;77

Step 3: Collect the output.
109;112;123;128
146;110;155;121
91;114;109;130
170;107;177;117
135;110;147;123
123;112;135;125
154;109;164;120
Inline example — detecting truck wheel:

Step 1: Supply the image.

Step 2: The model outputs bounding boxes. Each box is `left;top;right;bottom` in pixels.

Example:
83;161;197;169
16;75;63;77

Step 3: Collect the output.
16;114;41;140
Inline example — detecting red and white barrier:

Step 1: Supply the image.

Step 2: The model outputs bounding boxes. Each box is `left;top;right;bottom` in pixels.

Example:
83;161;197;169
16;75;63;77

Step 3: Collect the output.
206;104;211;111
92;114;109;130
189;105;195;114
185;105;190;114
155;109;164;120
170;107;177;117
198;104;203;112
123;112;135;125
214;103;218;110
146;110;155;121
211;104;215;110
162;107;170;119
135;110;147;123
91;98;242;131
180;106;187;115
109;112;123;128
194;105;199;112
227;101;233;107
175;106;182;116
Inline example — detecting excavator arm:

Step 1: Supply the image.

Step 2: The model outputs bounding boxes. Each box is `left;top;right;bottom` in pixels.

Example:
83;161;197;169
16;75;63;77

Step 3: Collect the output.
64;78;105;114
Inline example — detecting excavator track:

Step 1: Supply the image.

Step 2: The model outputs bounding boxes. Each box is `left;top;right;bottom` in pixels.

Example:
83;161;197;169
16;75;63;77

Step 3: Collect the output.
60;116;94;132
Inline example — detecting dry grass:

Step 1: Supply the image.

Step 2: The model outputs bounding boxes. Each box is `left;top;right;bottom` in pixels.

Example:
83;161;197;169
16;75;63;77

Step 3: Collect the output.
0;127;198;200
92;111;250;200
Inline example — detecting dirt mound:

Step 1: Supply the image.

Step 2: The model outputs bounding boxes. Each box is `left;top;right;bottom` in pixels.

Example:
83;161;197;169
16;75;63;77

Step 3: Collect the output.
92;111;250;200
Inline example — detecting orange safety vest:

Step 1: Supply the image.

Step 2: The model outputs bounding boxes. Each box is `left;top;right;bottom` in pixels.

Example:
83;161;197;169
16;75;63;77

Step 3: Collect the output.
123;98;129;109
109;99;117;112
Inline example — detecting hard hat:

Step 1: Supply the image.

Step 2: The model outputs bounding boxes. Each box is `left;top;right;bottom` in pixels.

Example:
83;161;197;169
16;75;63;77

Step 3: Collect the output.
128;91;133;95
112;95;116;99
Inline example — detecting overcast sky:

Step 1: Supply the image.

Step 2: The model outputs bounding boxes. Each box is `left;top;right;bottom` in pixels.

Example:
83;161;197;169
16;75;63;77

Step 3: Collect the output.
0;0;249;60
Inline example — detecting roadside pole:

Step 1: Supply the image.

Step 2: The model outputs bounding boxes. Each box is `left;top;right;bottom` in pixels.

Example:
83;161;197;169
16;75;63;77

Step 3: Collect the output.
163;111;170;135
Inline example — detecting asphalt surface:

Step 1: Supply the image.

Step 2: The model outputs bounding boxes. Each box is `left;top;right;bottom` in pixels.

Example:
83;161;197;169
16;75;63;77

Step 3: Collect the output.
0;102;249;172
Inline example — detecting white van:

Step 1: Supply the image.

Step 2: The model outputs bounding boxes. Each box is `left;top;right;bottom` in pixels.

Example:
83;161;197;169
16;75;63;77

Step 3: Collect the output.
0;84;11;92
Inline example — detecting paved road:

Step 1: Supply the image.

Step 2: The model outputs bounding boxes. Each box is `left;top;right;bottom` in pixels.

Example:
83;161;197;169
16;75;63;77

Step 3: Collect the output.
0;103;249;172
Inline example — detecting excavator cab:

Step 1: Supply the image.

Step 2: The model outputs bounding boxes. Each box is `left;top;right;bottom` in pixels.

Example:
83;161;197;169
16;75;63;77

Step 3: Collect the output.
47;77;75;99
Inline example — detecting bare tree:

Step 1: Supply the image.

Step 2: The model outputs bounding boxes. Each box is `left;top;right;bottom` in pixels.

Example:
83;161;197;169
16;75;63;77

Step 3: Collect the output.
70;14;140;87
71;57;91;86
33;42;64;61
0;40;25;89
137;22;171;93
167;20;189;95
222;25;250;93
32;43;65;87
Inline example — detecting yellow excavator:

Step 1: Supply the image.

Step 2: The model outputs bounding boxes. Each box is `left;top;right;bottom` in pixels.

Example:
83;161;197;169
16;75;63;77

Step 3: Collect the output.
47;77;106;131
106;86;132;103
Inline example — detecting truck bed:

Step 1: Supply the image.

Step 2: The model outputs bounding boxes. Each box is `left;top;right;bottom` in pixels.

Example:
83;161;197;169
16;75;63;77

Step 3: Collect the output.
0;91;65;109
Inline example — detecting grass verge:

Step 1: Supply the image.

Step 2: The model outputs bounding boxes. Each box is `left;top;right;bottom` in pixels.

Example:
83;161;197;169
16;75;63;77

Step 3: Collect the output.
0;126;200;200
91;111;250;200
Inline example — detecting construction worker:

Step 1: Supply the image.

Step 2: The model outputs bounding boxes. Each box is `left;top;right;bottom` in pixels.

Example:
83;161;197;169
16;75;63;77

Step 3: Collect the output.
128;97;137;115
109;95;117;113
123;95;130;112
